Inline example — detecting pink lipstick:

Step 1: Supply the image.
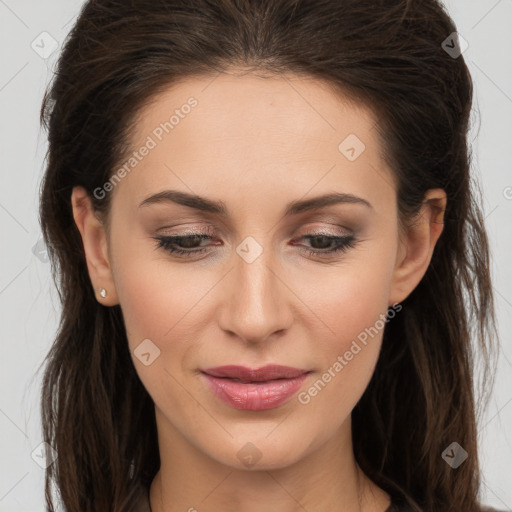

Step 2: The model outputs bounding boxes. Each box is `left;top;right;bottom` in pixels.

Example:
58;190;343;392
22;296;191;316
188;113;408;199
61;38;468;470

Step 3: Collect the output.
201;365;311;411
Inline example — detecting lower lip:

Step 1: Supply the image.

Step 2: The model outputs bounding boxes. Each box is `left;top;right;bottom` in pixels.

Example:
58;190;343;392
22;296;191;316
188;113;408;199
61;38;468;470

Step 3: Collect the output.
202;372;310;411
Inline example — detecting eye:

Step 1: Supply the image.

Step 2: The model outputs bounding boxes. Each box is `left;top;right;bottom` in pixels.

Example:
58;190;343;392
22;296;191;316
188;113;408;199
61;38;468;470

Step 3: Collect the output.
153;231;357;259
293;233;357;257
153;233;216;256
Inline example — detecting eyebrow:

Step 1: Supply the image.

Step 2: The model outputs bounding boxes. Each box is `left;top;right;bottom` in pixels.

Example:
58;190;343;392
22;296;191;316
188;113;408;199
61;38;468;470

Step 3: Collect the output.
139;190;373;216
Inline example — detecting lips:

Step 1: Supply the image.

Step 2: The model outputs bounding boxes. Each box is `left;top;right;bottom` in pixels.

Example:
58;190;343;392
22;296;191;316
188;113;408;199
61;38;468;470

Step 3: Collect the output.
200;365;311;411
201;364;309;382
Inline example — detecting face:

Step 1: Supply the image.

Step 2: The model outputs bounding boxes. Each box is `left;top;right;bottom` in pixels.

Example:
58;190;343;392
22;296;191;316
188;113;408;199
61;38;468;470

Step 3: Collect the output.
73;70;445;472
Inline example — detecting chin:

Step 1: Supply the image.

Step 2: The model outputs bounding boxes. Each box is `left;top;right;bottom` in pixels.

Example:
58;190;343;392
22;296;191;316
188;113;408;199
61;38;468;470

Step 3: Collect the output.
208;436;309;472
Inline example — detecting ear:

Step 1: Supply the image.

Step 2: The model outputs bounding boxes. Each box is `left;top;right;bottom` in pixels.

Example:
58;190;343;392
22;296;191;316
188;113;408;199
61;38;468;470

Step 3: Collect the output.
71;186;119;306
388;188;447;305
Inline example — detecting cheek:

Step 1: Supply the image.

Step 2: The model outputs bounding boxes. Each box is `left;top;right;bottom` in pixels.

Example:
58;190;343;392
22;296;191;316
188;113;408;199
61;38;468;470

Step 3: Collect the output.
298;241;396;352
115;261;191;341
295;277;391;428
114;255;216;370
306;277;388;394
108;220;205;377
112;255;210;411
294;242;396;408
108;216;207;339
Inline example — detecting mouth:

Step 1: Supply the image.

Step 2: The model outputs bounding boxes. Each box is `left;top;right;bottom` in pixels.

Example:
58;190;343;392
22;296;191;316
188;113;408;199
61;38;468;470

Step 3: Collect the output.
200;365;312;411
201;364;310;382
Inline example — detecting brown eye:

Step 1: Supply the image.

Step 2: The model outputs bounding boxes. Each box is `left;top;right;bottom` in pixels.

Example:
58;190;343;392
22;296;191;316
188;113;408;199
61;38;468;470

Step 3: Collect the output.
294;233;357;257
154;233;214;256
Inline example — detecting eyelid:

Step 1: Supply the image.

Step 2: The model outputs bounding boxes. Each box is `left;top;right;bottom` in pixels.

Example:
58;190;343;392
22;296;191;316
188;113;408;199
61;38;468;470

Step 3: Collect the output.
154;225;352;244
293;221;354;239
296;225;352;236
154;224;218;237
153;230;358;260
152;216;357;242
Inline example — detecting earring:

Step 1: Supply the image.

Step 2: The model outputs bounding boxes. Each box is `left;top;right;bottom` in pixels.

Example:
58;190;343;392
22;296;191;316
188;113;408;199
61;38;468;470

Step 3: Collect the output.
99;288;107;298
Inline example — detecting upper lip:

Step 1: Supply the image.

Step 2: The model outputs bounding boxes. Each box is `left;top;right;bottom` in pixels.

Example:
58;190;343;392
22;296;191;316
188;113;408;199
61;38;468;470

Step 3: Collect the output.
201;365;310;382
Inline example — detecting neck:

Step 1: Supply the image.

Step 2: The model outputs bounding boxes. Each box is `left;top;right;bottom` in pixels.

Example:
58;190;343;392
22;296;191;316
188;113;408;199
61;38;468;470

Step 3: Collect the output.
149;406;391;512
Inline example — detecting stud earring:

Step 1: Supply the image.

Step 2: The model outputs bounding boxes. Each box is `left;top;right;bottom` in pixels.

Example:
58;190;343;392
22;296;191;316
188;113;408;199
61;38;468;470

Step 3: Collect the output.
99;288;107;298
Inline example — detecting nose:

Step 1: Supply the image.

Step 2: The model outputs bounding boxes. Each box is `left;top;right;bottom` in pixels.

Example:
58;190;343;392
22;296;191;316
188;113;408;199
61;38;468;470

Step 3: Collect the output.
216;242;294;345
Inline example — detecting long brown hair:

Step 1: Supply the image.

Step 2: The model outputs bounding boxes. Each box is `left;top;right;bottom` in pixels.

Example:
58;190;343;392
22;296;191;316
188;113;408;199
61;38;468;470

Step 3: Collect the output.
38;1;498;510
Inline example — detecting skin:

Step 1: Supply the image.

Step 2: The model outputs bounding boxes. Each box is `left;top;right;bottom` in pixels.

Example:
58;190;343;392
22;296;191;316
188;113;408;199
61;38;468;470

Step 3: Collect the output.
71;70;446;512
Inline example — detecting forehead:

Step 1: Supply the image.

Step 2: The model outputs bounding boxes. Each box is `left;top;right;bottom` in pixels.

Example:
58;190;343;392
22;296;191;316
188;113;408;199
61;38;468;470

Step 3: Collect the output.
130;71;376;151
114;72;395;214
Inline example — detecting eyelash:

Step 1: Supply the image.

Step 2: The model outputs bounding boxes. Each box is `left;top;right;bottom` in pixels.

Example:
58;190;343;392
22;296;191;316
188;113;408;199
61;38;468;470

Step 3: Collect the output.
153;231;357;258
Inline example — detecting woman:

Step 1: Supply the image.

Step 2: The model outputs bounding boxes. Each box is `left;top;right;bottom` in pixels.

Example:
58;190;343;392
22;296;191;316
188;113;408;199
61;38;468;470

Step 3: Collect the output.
38;0;505;511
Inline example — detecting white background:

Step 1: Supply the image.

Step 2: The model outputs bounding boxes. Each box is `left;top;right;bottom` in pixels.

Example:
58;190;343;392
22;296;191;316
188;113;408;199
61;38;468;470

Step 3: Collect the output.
0;1;511;510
